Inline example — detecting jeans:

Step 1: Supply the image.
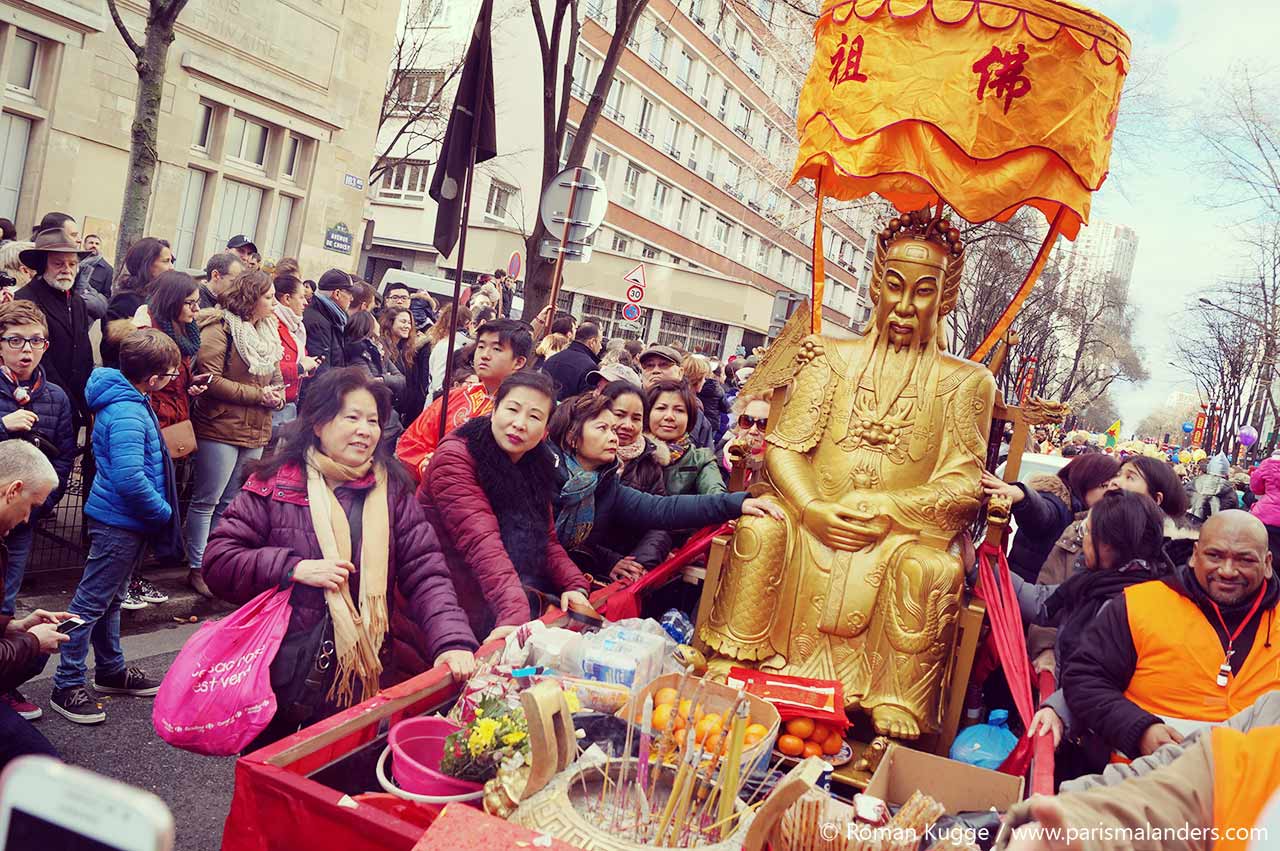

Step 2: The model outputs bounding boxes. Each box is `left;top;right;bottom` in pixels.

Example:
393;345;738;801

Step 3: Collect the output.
0;657;57;768
1;521;33;617
53;521;144;691
184;439;263;571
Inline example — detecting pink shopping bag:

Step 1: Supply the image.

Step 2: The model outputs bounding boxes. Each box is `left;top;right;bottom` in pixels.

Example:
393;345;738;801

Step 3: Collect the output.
153;587;292;756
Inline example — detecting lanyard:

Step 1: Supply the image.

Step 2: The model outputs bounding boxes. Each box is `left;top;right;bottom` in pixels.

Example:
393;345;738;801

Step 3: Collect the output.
1208;584;1267;686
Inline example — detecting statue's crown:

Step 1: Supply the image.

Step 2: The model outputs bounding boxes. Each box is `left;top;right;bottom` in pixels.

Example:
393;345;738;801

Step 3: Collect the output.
876;207;964;262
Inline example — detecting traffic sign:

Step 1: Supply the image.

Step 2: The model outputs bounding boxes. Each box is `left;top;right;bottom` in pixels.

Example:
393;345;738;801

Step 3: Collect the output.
621;303;641;322
623;263;646;289
539;240;591;262
507;251;521;279
626;284;644;303
538;167;608;257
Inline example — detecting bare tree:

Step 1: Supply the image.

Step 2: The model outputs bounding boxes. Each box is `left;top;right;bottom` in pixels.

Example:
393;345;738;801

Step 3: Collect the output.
520;0;650;319
1199;67;1280;215
106;0;192;269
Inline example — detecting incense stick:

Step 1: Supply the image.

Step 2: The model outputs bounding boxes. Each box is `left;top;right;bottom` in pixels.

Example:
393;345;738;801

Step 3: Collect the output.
636;694;654;802
717;700;749;839
654;725;697;844
648;669;695;806
610;699;639;830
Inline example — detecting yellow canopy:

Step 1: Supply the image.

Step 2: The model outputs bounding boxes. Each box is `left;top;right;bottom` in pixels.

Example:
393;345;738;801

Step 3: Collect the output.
793;0;1129;348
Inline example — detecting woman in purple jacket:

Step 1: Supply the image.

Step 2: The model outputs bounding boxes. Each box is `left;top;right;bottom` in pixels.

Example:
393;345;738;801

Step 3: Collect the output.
203;367;477;745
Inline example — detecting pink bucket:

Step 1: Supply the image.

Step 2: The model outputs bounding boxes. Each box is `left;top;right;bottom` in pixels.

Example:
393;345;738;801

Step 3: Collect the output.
387;717;484;798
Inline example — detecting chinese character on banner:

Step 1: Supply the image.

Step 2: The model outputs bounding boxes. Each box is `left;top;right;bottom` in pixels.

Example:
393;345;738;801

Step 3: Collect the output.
828;33;868;87
973;43;1032;113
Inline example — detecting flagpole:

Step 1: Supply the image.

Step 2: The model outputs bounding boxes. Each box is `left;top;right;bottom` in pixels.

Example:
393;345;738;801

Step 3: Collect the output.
437;8;492;442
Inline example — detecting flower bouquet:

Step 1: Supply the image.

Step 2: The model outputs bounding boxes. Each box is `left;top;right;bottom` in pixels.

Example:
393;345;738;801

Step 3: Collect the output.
439;697;530;784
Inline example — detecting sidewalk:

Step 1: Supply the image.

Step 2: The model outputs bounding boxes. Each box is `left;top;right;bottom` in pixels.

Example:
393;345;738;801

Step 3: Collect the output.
16;567;235;634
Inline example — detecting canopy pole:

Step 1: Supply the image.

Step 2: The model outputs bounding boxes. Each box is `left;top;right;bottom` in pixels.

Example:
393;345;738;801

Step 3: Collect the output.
810;170;825;335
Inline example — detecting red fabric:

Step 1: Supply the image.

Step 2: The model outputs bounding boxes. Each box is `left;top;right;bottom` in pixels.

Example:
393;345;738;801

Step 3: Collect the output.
412;804;583;851
974;541;1035;777
418;433;589;636
1030;669;1056;796
396;384;494;481
598;523;730;620
277;317;301;403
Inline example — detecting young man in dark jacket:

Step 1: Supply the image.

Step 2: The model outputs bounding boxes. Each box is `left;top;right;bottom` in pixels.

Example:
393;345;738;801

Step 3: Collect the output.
0;439;69;746
14;230;93;429
543;322;601;400
1062;510;1280;764
0;302;76;652
303;268;354;378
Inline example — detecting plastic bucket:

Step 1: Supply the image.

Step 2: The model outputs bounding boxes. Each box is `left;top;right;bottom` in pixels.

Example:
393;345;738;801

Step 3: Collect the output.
387;716;484;798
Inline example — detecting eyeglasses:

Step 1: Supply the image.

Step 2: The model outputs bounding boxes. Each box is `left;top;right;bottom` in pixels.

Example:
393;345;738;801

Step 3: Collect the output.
738;414;768;431
182;298;201;309
0;336;49;351
162;371;181;379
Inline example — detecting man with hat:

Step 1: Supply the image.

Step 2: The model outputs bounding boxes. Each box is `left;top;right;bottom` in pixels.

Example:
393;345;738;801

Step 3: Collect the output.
303;268;355;378
225;235;259;270
15;230;93;428
585;362;642;392
638;344;715;448
196;251;244;310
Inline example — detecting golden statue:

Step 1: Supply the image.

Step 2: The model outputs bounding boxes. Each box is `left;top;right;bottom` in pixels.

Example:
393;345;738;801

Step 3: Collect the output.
700;209;995;739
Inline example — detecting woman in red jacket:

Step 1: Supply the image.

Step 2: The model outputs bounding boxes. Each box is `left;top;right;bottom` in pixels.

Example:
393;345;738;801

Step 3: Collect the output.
272;275;318;431
420;371;591;643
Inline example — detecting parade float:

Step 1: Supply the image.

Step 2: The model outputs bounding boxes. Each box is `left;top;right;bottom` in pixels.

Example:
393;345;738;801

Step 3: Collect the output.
219;1;1130;849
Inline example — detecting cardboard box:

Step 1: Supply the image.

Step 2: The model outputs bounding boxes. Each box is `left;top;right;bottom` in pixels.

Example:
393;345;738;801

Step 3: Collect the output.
864;743;1024;814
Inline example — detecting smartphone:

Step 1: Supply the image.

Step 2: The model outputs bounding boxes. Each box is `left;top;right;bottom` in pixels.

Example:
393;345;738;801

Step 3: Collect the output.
0;757;174;850
190;373;212;390
55;616;86;635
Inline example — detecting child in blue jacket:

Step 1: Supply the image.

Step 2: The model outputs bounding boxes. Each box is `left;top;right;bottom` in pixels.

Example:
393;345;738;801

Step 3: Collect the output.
51;329;182;725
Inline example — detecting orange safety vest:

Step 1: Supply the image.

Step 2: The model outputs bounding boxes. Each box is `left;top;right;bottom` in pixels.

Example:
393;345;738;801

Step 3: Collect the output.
1211;726;1280;850
1123;581;1280;741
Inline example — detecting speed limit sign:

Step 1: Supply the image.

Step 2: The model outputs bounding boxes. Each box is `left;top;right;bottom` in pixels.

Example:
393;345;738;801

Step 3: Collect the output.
626;284;644;302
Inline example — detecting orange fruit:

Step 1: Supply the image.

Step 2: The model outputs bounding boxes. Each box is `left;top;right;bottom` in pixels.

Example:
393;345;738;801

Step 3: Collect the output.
694;715;722;745
821;733;844;755
811;724;835;745
776;734;805;757
652;703;676;731
654;687;679;706
704;732;723;755
802;741;823;759
744;723;768;746
785;718;816;740
677;699;693;720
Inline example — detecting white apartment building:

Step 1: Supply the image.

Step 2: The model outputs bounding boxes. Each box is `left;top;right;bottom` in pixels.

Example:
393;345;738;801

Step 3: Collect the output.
1054;217;1139;298
361;0;872;358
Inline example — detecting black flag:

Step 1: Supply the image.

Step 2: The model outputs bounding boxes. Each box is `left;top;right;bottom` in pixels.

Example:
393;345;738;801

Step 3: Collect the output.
429;0;497;257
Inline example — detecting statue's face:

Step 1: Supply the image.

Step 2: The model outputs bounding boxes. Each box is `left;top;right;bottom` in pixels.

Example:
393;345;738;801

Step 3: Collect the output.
876;239;947;351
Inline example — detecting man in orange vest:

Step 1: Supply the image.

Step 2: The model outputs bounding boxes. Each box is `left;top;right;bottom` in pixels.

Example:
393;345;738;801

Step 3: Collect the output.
1062;510;1279;761
999;725;1280;851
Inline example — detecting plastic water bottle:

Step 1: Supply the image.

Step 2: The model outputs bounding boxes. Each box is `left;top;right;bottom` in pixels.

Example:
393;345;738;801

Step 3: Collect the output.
660;609;693;645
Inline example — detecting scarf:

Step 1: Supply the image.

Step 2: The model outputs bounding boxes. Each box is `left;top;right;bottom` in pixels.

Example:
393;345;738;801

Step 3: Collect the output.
616;433;647;466
459;417;560;600
1045;556;1169;668
274;302;307;355
224;312;283;377
660;433;692;466
156;316;202;358
555;452;601;551
304;448;391;708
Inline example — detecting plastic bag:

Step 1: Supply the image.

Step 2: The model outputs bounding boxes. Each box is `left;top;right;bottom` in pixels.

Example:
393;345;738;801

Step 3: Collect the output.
949;709;1019;770
153;587;292;756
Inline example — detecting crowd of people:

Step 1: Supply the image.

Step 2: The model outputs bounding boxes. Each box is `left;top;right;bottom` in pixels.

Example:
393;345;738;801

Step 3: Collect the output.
0;215;779;764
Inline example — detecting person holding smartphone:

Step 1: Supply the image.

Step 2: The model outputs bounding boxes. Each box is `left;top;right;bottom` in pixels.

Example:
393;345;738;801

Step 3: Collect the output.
0;440;71;761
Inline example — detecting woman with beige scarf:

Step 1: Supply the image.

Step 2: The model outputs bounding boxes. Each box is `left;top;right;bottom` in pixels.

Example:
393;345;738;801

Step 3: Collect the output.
203;367;477;747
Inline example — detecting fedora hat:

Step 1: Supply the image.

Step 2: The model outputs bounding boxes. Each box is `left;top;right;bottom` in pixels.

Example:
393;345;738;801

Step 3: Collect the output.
20;229;92;268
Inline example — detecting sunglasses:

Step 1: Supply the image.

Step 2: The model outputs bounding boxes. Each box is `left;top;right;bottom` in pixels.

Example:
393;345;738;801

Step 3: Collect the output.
738;414;768;431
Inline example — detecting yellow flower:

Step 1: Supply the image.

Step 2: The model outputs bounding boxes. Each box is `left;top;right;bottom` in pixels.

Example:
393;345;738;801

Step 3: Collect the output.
468;717;500;756
502;730;527;747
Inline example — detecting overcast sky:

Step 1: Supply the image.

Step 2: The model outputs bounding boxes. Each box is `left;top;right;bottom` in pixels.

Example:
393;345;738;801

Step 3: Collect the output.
1072;0;1279;428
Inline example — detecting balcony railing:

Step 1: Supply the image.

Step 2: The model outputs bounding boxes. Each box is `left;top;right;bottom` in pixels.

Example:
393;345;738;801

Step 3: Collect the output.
602;104;625;123
638;127;655;143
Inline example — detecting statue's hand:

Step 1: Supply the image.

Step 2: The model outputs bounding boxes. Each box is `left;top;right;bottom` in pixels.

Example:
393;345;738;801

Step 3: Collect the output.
802;500;890;552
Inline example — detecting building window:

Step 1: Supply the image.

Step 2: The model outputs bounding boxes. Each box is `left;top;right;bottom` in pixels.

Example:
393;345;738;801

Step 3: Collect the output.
582;294;651;339
6;35;37;94
572;51;595;95
0;112;31;221
560;129;576;169
657;313;727;356
267;195;296;261
695;205;708;240
642;243;658;259
376;158;430;203
485;179;516;221
227;115;269;167
651;179;670;217
648;27;668;69
676;51;694;90
622;163;642;205
605;80;626;121
396;69;444;109
193;102;214;151
637;97;656;141
210;179;264;260
663;117;682;158
282;134;301;180
173;168;207;269
711;216;730;252
675;195;691;231
592;148;612;180
611;231;630;253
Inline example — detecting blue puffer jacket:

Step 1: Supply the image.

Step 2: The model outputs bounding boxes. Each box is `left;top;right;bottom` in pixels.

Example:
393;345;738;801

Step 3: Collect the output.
83;368;173;531
0;365;76;507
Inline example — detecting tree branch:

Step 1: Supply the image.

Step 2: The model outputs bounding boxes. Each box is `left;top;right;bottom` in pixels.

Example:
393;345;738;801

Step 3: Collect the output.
106;0;144;61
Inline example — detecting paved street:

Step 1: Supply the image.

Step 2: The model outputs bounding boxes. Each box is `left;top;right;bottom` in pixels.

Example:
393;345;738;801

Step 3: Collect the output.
21;622;235;851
